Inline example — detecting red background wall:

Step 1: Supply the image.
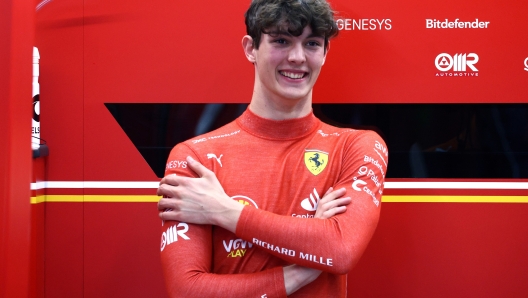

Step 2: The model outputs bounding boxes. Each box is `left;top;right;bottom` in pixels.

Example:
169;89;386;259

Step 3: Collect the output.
0;0;33;296
28;0;528;297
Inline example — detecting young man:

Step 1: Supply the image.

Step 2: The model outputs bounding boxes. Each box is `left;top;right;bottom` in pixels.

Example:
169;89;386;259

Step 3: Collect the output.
157;0;388;297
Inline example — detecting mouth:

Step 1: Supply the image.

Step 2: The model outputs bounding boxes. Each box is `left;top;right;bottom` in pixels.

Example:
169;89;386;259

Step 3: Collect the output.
279;71;308;80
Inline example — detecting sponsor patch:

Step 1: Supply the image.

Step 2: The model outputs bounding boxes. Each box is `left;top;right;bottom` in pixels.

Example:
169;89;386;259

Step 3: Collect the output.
160;223;190;252
301;188;320;211
231;195;258;209
223;239;253;258
207;153;223;167
435;53;479;77
304;150;329;176
426;18;490;29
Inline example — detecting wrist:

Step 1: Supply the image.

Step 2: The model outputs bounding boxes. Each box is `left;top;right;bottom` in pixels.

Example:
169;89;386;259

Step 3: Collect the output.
212;196;244;233
283;265;322;295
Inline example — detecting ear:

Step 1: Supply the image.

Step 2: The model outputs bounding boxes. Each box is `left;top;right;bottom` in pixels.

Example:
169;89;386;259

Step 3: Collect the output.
322;41;330;66
242;35;256;63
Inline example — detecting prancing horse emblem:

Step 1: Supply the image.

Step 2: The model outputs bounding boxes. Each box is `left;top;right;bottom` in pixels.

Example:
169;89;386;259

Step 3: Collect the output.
304;150;329;175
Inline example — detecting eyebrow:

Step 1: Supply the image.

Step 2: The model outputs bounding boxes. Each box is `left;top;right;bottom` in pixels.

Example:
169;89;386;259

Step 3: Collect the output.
267;30;324;39
307;32;325;39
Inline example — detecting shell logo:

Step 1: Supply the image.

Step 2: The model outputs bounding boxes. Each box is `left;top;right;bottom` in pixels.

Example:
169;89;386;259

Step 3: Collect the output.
231;195;258;209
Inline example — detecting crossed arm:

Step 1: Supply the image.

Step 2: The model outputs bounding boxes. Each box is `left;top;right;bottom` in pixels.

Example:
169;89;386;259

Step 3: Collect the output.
158;153;381;269
158;156;381;297
158;159;351;296
158;157;350;233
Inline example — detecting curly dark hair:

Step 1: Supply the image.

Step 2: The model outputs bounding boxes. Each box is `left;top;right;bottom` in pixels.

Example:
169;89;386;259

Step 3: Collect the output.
245;0;338;51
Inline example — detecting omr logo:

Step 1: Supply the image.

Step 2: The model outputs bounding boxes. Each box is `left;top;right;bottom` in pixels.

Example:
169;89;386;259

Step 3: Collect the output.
524;57;528;71
160;223;190;252
436;53;479;72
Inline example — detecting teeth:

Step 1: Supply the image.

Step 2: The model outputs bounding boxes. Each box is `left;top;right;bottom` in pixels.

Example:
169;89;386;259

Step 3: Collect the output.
280;71;305;79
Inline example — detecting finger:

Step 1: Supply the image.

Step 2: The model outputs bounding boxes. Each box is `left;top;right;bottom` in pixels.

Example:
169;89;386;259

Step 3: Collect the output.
186;156;212;178
159;210;181;221
321;197;352;210
157;197;178;211
323;206;347;218
157;183;176;197
159;173;177;186
156;187;164;197
157;176;192;196
320;187;346;204
323;187;334;197
316;197;351;218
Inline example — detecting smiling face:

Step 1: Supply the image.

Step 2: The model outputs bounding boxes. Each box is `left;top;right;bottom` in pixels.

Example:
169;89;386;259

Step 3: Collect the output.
243;26;328;117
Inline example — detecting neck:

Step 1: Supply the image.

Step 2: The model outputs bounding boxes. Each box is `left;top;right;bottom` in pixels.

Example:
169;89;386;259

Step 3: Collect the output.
249;83;313;121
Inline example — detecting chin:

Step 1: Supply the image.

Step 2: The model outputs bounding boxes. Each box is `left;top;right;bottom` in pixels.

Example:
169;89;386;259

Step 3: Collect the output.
276;87;311;100
273;92;305;101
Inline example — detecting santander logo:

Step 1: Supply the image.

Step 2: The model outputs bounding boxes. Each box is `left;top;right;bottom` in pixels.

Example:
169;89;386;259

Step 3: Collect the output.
301;188;321;211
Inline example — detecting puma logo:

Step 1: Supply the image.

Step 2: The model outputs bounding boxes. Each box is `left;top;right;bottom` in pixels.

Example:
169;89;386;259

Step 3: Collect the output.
207;153;223;167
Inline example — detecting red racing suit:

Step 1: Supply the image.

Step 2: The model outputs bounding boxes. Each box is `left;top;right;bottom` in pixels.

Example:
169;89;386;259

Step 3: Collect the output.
160;108;388;297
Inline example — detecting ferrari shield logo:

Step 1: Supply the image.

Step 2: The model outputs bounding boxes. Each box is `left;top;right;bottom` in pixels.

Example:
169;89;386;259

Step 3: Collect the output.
304;150;329;176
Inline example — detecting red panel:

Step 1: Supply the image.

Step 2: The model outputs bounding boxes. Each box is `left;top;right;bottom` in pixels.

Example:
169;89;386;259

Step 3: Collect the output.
35;1;85;296
83;203;167;298
348;203;528;297
35;0;84;181
0;0;33;296
82;0;252;105
44;203;84;297
30;203;46;298
31;157;47;298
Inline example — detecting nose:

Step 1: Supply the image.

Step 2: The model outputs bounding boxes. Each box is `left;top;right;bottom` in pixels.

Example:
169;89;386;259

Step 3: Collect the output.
288;43;306;64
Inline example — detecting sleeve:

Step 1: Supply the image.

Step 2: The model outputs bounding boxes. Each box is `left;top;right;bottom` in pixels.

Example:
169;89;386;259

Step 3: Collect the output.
160;143;288;298
235;131;388;275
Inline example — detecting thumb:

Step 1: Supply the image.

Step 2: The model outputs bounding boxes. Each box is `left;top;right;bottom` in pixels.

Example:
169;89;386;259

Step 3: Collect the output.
186;156;210;178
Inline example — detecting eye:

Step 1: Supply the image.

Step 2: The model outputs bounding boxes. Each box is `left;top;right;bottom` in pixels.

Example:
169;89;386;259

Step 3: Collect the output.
307;40;322;47
274;38;288;44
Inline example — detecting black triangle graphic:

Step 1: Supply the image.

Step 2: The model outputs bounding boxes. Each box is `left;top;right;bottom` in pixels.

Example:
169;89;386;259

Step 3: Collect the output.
105;103;245;177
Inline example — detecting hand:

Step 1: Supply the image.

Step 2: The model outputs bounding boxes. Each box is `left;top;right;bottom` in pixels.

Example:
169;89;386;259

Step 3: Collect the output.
283;187;351;295
314;187;351;219
157;156;243;232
